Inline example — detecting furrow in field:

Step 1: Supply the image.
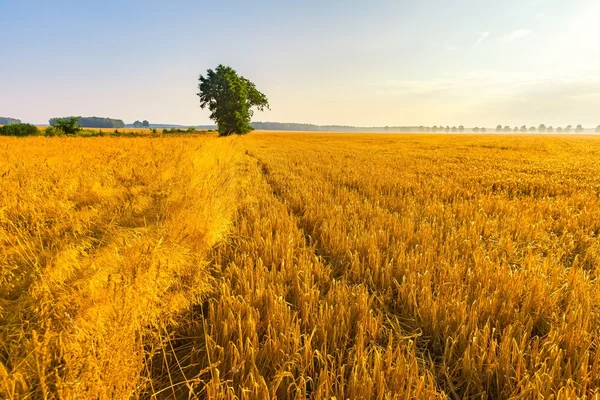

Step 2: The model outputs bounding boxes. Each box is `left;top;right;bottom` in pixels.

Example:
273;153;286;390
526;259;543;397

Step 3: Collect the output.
244;133;600;399
159;150;443;399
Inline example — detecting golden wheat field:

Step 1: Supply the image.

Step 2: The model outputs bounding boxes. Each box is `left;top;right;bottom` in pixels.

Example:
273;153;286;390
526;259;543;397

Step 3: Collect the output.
2;132;600;399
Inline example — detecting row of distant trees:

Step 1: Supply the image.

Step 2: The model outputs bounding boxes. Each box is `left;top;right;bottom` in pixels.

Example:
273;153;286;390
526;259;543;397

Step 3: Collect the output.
132;120;150;128
49;116;125;129
0;117;21;125
425;125;600;133
492;124;588;133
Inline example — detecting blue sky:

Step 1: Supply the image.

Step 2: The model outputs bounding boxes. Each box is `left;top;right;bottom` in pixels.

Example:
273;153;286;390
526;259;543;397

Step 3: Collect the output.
1;0;599;127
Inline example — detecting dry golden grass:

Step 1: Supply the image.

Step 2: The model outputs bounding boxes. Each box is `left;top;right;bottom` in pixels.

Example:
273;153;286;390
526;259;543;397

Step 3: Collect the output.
2;132;600;399
35;126;148;133
0;136;241;398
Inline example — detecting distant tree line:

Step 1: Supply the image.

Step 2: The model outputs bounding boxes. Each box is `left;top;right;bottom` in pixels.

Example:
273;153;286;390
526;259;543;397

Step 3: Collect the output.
252;122;598;133
0;117;21;125
49;116;125;128
488;124;586;133
252;122;438;132
132;120;150;128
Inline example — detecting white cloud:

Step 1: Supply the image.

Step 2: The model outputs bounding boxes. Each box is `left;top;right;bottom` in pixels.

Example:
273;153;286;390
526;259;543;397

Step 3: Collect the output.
502;29;532;42
476;31;491;44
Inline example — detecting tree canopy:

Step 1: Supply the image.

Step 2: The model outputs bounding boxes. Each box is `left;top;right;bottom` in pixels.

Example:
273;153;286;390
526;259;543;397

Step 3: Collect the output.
197;65;269;136
51;117;82;135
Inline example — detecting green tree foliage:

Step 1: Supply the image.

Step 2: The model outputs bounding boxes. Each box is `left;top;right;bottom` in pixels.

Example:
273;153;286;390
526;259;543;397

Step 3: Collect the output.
197;65;269;136
557;127;564;133
513;127;519;133
52;117;82;135
0;123;38;136
480;127;487;133
538;124;547;133
133;120;143;128
472;127;480;133
49;116;125;128
142;120;150;128
520;125;527;132
0;117;21;125
547;126;554;133
458;125;465;133
564;125;572;133
451;126;458;133
576;124;584;133
596;125;600;133
496;125;502;133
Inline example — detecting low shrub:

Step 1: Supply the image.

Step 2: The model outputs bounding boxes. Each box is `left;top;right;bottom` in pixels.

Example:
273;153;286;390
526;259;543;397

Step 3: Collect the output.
0;123;39;137
44;126;65;136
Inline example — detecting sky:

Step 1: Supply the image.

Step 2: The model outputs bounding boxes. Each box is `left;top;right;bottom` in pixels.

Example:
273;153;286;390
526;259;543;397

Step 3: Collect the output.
1;0;599;127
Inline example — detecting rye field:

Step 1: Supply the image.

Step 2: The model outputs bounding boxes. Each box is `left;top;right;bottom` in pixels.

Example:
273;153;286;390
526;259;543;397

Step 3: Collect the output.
1;132;600;399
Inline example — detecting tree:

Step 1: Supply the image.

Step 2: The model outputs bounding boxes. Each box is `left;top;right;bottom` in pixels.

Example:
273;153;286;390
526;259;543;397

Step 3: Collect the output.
503;126;511;132
496;125;502;133
529;126;537;132
481;127;487;133
576;124;584;133
473;127;480;133
143;120;150;128
458;125;465;133
557;127;564;133
444;126;450;133
547;126;554;133
564;125;572;133
520;125;527;132
451;126;458;133
513;126;519;133
596;125;600;133
133;120;143;128
538;124;546;133
53;117;82;135
431;125;438;133
197;64;269;136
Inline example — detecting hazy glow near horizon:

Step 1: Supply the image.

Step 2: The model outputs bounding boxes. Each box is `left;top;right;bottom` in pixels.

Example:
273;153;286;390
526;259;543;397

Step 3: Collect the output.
1;0;599;127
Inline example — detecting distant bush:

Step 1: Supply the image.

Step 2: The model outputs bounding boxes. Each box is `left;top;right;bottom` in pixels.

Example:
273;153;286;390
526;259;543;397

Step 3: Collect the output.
53;117;82;135
162;127;199;134
0;123;39;137
44;126;65;136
